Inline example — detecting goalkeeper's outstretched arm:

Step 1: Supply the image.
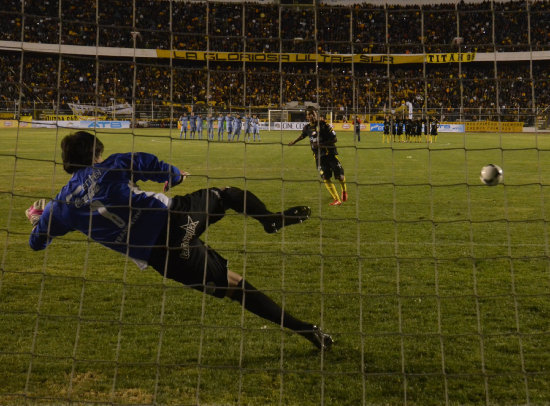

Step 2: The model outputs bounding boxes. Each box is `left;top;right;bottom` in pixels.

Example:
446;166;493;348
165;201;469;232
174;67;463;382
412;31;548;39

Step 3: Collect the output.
27;199;70;251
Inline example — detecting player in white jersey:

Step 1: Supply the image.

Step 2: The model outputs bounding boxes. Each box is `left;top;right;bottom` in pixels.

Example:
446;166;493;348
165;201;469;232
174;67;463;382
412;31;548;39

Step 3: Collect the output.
252;114;261;142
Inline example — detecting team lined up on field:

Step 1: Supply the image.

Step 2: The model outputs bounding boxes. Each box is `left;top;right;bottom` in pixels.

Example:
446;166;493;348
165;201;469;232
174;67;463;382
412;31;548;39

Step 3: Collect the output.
179;111;440;145
383;116;439;143
179;112;261;142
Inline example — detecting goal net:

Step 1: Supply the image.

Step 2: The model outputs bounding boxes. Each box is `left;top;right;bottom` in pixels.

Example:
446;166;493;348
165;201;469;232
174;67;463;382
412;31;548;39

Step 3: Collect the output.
1;0;549;405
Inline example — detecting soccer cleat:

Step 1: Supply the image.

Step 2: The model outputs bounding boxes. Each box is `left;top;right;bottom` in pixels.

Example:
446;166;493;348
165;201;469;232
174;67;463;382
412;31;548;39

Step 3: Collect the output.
263;206;311;234
329;199;342;206
341;191;348;202
304;325;334;351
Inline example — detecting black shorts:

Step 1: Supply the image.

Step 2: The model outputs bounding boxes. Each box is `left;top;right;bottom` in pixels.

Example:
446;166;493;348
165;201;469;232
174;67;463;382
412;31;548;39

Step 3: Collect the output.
148;188;229;298
316;154;344;180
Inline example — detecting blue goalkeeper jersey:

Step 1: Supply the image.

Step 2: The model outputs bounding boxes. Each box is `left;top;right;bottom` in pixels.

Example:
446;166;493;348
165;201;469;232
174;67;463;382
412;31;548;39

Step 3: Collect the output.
29;152;182;267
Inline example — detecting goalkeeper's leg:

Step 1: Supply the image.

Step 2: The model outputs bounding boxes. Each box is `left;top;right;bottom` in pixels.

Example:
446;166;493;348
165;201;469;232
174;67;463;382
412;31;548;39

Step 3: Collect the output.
219;187;311;233
148;241;332;350
226;271;333;350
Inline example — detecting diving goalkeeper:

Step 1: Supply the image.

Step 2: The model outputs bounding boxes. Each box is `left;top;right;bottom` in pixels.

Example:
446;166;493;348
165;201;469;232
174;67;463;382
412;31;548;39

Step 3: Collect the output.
26;131;333;351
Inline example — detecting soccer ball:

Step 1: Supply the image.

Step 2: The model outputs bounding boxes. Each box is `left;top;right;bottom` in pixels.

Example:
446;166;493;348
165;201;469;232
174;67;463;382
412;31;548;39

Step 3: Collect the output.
480;164;503;186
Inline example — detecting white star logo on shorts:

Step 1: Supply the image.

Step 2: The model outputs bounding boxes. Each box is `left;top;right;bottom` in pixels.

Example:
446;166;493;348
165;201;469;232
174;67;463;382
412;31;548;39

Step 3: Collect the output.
181;216;199;233
179;216;200;259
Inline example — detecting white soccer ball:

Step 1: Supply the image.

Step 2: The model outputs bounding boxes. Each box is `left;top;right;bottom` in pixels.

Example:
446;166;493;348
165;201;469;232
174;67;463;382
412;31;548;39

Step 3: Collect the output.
480;164;503;186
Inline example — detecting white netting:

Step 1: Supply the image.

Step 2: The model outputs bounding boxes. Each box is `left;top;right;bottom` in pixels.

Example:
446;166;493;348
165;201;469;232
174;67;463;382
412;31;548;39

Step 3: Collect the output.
1;1;550;405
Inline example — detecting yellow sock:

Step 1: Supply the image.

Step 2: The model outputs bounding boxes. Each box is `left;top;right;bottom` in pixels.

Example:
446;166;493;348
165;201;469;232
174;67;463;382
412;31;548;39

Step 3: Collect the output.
324;180;340;201
339;176;347;194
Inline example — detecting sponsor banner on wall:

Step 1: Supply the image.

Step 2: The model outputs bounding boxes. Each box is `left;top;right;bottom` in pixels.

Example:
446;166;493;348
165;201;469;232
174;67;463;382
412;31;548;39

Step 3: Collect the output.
338;123;352;131
32;120;82;128
0;120;31;128
270;122;378;131
30;120;131;129
369;122;465;132
332;123;367;131
370;123;385;132
82;120;131;129
465;121;523;133
437;123;465;132
271;122;307;131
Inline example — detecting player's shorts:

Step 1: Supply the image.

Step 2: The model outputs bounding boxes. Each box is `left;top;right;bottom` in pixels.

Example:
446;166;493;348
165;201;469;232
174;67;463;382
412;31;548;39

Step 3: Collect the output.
316;154;344;180
148;188;229;298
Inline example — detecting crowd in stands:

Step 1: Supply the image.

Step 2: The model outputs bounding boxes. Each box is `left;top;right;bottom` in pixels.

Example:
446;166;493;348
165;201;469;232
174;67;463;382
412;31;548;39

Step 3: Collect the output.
1;0;548;52
2;51;547;122
0;0;548;122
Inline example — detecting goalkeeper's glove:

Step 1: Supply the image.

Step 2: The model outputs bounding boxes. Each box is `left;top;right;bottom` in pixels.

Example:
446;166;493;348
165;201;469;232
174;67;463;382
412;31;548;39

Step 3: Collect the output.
163;171;189;192
25;199;47;227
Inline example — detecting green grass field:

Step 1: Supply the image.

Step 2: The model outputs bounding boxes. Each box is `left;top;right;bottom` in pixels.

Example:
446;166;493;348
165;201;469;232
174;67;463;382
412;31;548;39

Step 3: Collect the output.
1;128;550;405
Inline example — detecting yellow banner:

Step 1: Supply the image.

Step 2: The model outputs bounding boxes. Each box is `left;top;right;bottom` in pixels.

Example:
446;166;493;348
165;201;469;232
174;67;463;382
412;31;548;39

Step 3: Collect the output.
157;50;476;64
332;122;368;131
41;114;80;121
425;53;477;63
465;121;524;133
0;120;32;128
40;114;107;121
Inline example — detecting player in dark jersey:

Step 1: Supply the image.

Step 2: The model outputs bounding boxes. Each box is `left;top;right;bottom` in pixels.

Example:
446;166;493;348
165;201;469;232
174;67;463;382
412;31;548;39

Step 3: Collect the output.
353;115;361;142
26;131;333;351
429;116;438;143
288;107;348;206
383;115;391;143
396;118;403;142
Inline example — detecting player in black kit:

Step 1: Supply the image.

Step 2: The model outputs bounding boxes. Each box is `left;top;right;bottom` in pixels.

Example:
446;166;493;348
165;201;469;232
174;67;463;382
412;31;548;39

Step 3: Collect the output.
288;107;348;206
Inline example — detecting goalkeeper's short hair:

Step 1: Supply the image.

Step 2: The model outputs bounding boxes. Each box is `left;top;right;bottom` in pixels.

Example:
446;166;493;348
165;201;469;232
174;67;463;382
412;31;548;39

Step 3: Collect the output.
61;131;104;174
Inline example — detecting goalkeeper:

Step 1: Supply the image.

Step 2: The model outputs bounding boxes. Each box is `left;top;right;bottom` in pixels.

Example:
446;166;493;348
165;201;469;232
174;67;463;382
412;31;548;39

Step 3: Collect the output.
26;131;333;351
288;107;348;206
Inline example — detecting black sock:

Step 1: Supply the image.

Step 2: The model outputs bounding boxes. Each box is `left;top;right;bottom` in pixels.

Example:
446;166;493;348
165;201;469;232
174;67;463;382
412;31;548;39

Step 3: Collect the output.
220;187;274;224
230;279;313;333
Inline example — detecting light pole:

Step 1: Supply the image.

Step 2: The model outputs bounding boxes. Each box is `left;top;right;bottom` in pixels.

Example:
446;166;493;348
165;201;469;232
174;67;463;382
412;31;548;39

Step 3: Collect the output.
229;84;232;112
112;72;119;120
